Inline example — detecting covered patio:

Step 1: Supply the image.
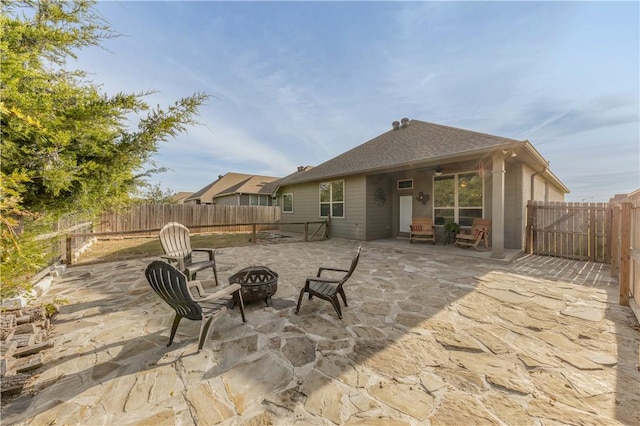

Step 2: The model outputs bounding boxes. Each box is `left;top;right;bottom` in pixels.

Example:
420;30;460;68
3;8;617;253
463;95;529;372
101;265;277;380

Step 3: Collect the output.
2;239;638;425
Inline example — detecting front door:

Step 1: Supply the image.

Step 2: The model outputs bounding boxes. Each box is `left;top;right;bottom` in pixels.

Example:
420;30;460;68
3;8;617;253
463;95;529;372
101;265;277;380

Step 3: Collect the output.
399;195;412;233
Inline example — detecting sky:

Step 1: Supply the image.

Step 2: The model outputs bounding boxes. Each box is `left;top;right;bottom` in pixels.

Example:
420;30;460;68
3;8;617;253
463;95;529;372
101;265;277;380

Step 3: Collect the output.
75;1;639;202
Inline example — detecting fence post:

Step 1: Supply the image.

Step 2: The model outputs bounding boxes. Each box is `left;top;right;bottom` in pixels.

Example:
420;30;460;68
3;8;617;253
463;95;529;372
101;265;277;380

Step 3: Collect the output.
65;235;72;266
525;202;533;253
304;222;309;242
611;206;620;276
619;202;631;306
588;206;596;262
252;224;257;244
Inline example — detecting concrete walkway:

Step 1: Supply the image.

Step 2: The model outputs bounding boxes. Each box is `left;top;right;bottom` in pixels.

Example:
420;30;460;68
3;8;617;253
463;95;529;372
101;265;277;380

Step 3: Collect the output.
1;239;638;425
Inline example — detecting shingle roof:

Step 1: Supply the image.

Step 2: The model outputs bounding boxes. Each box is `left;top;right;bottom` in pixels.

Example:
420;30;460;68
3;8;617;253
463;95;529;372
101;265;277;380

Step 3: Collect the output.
171;192;194;203
187;173;280;203
277;120;524;186
214;175;281;198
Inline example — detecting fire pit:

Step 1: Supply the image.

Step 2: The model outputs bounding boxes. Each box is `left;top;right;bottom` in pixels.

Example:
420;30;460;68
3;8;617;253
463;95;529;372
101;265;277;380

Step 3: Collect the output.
228;266;278;306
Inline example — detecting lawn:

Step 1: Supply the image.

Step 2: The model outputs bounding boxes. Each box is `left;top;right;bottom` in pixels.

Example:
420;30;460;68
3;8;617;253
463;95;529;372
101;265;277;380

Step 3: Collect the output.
76;232;261;264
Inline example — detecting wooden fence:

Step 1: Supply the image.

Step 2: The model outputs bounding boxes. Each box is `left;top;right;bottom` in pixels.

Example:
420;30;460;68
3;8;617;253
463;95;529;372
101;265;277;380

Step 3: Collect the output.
525;201;608;262
97;204;281;233
609;190;640;313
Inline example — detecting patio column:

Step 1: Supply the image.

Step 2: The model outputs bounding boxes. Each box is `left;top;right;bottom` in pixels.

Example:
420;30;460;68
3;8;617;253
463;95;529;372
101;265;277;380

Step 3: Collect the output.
491;152;505;259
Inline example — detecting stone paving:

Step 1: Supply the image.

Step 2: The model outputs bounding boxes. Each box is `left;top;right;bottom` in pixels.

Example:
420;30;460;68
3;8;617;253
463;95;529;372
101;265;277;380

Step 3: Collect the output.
1;239;639;425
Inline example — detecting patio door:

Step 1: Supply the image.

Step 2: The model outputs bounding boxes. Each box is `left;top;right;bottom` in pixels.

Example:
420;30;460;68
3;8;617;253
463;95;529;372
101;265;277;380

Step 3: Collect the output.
399;195;412;233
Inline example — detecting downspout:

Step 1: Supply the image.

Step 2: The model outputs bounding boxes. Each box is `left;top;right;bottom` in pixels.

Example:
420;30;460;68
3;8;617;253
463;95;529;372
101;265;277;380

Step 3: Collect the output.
530;163;548;201
527;163;548;253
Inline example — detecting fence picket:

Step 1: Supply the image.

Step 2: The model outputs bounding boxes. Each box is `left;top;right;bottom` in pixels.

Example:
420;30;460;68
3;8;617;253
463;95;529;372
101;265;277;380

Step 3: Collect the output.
97;204;281;233
527;201;608;263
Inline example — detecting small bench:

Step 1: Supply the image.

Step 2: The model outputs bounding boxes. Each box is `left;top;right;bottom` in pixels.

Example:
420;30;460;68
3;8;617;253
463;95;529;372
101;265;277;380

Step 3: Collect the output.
409;218;435;244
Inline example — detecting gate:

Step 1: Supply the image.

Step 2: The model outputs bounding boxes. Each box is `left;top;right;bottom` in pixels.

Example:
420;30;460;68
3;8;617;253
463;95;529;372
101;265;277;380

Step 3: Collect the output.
526;201;608;262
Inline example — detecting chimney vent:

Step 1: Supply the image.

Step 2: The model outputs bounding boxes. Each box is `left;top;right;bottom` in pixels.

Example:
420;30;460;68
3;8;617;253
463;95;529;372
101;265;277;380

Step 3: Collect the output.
297;166;304;172
400;117;410;128
392;121;400;130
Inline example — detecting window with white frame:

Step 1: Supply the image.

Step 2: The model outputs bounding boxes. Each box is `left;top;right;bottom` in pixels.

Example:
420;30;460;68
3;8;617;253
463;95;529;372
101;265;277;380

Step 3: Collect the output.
282;193;293;213
319;180;344;218
433;172;483;227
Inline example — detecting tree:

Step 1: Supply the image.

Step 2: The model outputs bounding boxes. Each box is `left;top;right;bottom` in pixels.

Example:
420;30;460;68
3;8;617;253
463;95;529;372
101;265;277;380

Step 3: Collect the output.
134;183;177;204
0;0;209;298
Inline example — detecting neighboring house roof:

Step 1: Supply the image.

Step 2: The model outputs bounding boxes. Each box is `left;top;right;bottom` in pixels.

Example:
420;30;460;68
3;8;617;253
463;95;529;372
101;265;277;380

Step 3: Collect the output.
187;172;280;203
213;175;280;199
277;119;568;193
171;192;194;204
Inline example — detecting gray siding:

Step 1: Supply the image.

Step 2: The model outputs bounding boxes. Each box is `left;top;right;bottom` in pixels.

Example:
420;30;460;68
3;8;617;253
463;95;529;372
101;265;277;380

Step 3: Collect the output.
365;175;393;240
503;161;523;249
279;176;367;240
215;195;241;206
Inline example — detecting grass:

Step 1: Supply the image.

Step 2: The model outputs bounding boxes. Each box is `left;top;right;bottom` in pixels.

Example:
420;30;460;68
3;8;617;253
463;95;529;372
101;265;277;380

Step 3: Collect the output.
76;232;260;264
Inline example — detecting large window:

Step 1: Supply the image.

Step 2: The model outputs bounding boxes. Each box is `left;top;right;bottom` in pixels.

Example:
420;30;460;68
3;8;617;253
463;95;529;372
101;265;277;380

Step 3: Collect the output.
320;180;344;218
282;193;293;213
434;172;483;227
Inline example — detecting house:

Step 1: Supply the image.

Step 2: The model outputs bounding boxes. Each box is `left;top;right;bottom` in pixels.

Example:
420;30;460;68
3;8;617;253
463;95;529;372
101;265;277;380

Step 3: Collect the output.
274;118;569;259
171;192;194;204
185;172;280;206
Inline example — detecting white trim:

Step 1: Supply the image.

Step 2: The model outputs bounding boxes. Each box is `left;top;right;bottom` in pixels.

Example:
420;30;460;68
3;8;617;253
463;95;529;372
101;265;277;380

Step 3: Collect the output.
282;193;294;213
319;180;345;218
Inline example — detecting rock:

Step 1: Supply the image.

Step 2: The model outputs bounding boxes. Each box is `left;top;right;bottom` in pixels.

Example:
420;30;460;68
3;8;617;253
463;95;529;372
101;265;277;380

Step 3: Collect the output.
527;397;620;425
282;336;316;367
185;382;235;424
369;380;434;421
300;369;345;424
434;329;485;353
430;392;499;425
349;335;447;378
562;305;604;322
222;352;293;415
315;354;369;387
481;391;534;426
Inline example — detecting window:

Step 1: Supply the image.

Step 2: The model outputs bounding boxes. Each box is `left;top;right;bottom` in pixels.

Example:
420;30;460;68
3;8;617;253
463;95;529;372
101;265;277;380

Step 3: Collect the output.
282;193;293;213
434;172;483;227
250;195;269;206
397;179;413;190
320;180;344;218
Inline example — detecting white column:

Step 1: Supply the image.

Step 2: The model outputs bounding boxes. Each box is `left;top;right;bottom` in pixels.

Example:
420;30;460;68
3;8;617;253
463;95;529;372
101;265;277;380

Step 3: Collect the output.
491;152;505;259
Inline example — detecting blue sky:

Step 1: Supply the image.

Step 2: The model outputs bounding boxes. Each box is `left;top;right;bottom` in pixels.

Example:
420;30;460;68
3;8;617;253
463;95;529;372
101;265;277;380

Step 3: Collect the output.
77;1;639;202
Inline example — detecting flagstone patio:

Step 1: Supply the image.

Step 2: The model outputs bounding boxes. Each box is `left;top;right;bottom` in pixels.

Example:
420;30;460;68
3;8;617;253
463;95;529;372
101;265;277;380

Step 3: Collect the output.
1;239;638;425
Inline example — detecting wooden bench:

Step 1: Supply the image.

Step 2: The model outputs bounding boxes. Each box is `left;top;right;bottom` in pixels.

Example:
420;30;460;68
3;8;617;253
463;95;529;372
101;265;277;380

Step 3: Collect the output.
409;218;435;244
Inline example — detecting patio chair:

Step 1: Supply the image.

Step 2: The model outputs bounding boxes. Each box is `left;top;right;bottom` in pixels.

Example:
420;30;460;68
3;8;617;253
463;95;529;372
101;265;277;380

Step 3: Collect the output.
455;218;492;250
295;245;361;319
159;222;218;283
409;217;435;244
144;261;246;352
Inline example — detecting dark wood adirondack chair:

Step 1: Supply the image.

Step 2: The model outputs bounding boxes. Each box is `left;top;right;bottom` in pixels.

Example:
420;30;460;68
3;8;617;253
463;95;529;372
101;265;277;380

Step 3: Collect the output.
144;261;246;352
295;245;361;319
159;222;218;283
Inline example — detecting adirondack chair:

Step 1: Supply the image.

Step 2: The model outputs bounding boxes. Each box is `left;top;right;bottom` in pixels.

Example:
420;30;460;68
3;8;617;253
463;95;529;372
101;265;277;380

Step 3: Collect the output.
409;218;435;244
295;245;361;319
159;222;218;283
455;218;492;250
145;261;246;352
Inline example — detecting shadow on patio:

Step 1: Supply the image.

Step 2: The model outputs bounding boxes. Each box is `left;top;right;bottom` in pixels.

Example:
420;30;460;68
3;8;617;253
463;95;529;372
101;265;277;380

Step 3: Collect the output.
1;239;638;425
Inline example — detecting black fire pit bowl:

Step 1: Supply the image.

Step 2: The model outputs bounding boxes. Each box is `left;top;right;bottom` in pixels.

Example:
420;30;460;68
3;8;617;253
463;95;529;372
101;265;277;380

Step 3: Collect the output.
228;265;278;307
